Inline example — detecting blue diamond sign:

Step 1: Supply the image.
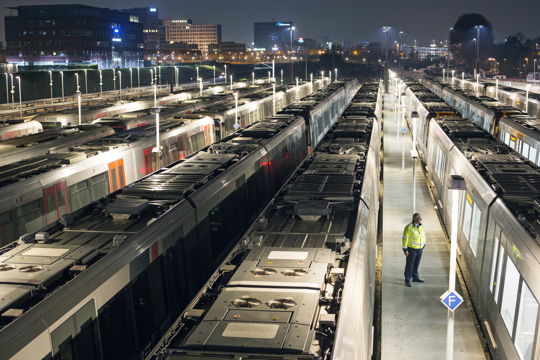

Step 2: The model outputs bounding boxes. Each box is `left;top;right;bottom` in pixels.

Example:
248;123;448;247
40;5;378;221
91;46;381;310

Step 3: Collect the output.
441;290;463;312
233;123;240;130
400;127;407;133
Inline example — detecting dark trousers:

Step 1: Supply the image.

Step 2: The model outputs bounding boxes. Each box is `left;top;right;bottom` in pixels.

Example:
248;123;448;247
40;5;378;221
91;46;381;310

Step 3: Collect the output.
404;247;423;282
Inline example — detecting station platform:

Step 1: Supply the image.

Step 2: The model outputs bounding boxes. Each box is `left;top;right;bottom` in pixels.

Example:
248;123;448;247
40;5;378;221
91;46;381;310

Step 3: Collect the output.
381;91;486;359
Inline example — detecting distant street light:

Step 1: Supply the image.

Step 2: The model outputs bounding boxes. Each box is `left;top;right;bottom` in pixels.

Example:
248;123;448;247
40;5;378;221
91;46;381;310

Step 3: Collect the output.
252;71;255;86
321;70;324;87
84;69;88;94
213;65;216;85
129;68;133;93
335;68;338;81
230;74;233;90
9;73;14;110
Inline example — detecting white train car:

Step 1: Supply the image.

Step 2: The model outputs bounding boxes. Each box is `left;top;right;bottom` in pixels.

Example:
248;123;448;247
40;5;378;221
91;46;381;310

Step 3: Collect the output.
0;120;42;140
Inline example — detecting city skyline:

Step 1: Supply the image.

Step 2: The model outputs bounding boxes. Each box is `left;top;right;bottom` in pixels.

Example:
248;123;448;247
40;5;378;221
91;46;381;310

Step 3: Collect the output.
2;0;540;47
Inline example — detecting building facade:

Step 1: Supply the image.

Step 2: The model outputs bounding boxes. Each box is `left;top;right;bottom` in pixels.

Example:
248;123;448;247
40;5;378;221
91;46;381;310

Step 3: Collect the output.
253;21;294;52
415;43;448;60
161;20;221;54
120;7;159;50
5;5;143;67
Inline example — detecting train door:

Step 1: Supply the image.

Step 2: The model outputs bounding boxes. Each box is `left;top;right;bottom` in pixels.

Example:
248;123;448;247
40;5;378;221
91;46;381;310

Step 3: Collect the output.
203;124;212;146
43;181;69;224
178;134;188;159
143;147;158;175
108;159;126;192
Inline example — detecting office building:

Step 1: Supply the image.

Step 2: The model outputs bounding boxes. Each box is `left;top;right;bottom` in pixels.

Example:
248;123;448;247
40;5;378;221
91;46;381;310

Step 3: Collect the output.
120;7;159;50
253;21;294;52
161;19;221;54
4;4;143;67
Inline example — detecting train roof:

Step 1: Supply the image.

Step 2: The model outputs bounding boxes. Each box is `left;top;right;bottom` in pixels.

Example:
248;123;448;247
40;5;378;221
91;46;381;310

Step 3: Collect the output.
0;114;304;331
499;115;540;140
159;87;378;357
435;116;540;242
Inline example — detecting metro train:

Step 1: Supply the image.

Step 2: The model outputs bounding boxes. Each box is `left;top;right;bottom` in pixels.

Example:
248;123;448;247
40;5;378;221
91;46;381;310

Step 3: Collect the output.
0;116;214;246
0;120;42;140
423;76;524;136
0;124;115;166
0;78;357;360
151;79;382;360
400;77;540;360
452;77;540;118
32;81;253;130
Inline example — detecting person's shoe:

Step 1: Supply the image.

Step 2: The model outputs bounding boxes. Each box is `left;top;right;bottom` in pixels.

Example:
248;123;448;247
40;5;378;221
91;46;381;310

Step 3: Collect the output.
405;281;412;287
413;278;425;283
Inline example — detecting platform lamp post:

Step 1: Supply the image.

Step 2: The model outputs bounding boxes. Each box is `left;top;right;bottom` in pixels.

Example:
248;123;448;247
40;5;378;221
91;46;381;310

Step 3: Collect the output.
452;70;455;85
281;69;283;85
158;65;161;85
224;64;227;83
84;69;87;95
526;84;530;113
411;111;419;213
196;66;199;82
9;73;14;111
268;70;271;83
335;68;338;81
74;74;81;125
495;79;499;100
447;28;453;77
4;73;8;105
113;68;116;92
445;174;467;360
272;59;275;81
321;71;324;88
252;72;255;86
234;92;238;128
16;76;22;118
476;74;480;96
310;73;313;92
461;71;464;88
273;83;276;115
151;107;161;169
400;92;406;172
99;70;103;98
59;71;64;103
214;65;216;85
230;74;233;90
129;68;133;93
49;71;53;104
296;76;299;88
475;25;483;76
443;69;445;83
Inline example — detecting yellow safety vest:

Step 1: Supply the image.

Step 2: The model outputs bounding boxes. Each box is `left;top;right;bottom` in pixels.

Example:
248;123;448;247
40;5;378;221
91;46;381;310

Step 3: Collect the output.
402;222;426;250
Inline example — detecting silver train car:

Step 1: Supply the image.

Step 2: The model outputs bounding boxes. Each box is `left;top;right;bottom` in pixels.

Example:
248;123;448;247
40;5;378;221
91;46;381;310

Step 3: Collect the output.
423;77;524;136
152;79;382;360
426;116;540;360
0;124;115;166
32;81;254;130
278;78;360;150
0;120;42;140
498;115;540;167
0;116;214;246
0;114;309;360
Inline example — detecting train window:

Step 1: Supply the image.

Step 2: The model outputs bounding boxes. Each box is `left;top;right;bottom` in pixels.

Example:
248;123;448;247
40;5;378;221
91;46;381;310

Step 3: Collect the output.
504;132;511;146
522;143;530;159
510;136;516;150
46;194;57;222
57;189;67;217
16;200;42;235
196;132;205;150
69;180;90;212
91;173;108;199
494;241;505;304
500;257;520;335
0;211;15;244
469;203;482;256
118;165;125;187
489;232;500;293
110;168;118;192
462;193;473;241
529;146;537;164
515;281;538;360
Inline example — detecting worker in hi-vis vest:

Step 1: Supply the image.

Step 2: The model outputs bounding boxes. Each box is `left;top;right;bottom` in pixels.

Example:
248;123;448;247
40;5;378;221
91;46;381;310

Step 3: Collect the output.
402;213;426;287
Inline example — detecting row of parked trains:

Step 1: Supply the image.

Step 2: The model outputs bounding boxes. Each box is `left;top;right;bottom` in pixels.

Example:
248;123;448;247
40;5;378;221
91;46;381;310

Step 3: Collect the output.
0;77;384;360
397;74;540;360
0;79;328;246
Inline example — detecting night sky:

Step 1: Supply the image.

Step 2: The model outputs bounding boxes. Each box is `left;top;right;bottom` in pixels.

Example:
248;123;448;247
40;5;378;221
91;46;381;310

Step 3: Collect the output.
2;0;540;47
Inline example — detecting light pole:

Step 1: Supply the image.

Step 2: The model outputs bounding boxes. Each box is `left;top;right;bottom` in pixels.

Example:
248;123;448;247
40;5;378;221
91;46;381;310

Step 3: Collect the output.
399;31;403;68
252;71;255;86
119;71;122;100
174;67;178;88
99;70;103;98
196;66;199;81
84;69;88;94
16;76;22;118
74;74;81;125
213;65;216;85
129;68;133;93
448;28;453;76
443;69;445;83
158;65;161;85
526;84;530;113
273;83;276;115
289;26;295;83
60;71;64;103
224;64;227;82
475;25;483;76
335;68;338;81
230;74;233;90
383;26;390;93
268;70;271;83
4;73;8;105
281;69;283;85
452;70;455;85
9;74;14;110
49;70;53;104
495;78;499;100
151;107;161;169
234;92;238;128
272;59;275;81
113;68;116;92
462;71;464;88
321;71;324;88
446;175;467;360
411;111;419;213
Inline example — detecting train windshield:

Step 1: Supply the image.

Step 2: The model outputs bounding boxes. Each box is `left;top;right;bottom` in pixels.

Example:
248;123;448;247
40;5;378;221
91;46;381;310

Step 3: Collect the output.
40;122;62;131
